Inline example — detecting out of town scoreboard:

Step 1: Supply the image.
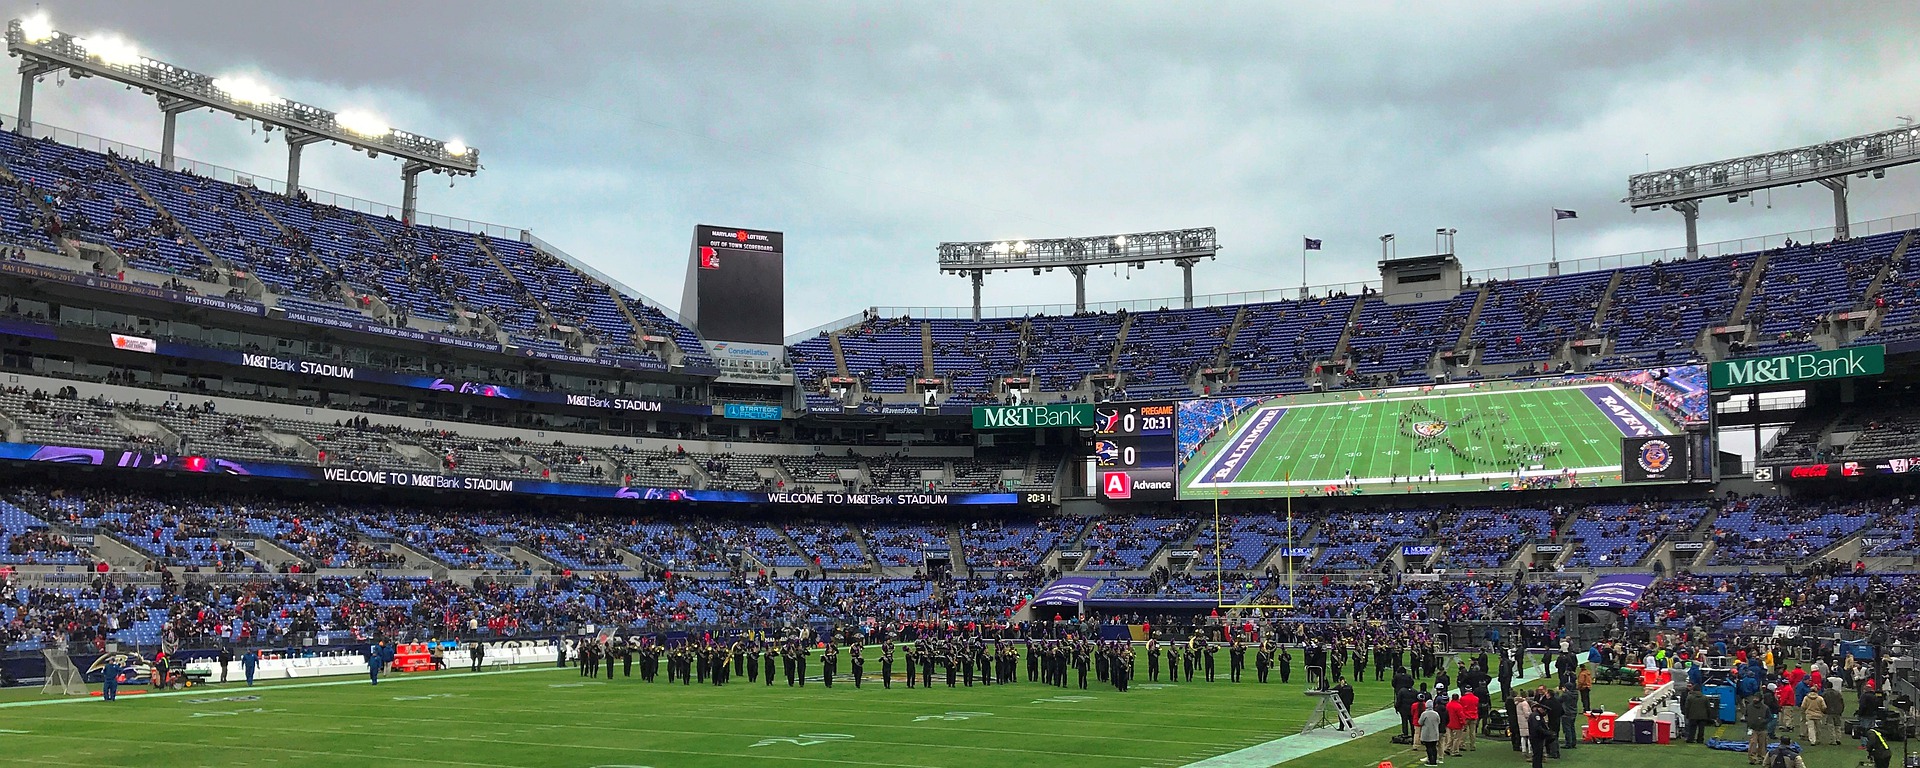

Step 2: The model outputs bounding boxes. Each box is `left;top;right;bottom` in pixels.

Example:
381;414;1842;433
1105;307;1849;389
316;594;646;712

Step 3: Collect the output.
1092;401;1177;502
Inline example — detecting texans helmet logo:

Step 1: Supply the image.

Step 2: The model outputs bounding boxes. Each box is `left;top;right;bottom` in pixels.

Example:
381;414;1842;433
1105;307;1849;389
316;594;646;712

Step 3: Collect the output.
1094;408;1122;434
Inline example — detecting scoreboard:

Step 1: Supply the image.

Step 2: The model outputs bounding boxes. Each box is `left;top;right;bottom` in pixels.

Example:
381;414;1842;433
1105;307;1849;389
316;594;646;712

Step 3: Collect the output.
1092;401;1178;502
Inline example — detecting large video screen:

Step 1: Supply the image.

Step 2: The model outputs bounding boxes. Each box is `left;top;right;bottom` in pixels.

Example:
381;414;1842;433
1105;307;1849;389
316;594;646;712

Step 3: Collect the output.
1175;367;1704;498
682;225;785;345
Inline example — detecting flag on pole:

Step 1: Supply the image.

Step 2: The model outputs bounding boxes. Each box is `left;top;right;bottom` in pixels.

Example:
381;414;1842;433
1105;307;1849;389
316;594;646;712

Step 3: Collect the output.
1303;237;1322;250
1554;209;1578;220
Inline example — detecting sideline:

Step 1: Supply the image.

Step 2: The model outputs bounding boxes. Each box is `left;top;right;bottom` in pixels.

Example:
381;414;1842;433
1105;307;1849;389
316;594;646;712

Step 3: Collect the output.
1181;675;1544;767
0;663;570;709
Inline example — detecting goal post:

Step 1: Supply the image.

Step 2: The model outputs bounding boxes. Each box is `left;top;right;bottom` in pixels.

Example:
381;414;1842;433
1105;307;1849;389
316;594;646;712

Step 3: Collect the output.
1214;492;1295;610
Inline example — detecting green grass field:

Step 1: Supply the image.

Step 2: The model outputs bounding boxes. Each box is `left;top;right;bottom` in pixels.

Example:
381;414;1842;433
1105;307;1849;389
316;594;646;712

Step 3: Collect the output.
0;654;1865;767
1181;383;1678;498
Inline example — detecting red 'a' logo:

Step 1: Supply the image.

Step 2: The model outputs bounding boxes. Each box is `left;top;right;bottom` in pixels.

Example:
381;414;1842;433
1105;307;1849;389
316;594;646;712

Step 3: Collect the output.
1102;471;1132;500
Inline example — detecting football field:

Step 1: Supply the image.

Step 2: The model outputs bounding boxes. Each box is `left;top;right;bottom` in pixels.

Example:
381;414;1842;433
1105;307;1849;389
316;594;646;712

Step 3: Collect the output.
0;656;1814;768
1181;383;1677;497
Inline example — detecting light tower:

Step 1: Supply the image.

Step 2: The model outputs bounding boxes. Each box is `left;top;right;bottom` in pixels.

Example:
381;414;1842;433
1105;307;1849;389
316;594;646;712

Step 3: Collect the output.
5;14;479;223
937;227;1219;318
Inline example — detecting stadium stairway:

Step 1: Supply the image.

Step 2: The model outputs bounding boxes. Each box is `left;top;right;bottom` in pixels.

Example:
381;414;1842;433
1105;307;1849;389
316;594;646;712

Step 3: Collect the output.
474;237;562;329
1212;306;1249;369
828;330;849;376
1453;283;1490;350
1330;295;1368;361
773;528;823;577
113;411;181;450
109;157;236;278
1862;231;1917;309
497;543;560;572
1728;247;1774;324
246;535;314;572
945;529;970;576
1590;269;1625;327
919;320;935;377
1107;313;1135;373
231;186;382;317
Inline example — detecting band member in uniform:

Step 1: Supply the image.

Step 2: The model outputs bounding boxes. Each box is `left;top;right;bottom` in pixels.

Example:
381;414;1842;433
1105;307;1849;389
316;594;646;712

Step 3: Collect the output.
1202;638;1217;682
850;642;865;688
904;644;917;689
1147;638;1162;682
961;643;975;687
880;640;895;689
1256;641;1273;683
1279;644;1294;684
783;643;797;686
763;642;775;686
1076;643;1092;689
1230;640;1246;682
795;642;809;687
921;643;935;688
822;641;838;688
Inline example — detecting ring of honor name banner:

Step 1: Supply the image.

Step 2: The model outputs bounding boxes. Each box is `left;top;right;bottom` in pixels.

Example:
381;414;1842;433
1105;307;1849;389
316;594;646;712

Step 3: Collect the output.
1093;402;1177;501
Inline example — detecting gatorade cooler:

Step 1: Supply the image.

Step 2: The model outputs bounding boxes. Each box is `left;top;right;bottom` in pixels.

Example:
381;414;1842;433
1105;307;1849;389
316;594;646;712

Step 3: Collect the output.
1586;712;1618;743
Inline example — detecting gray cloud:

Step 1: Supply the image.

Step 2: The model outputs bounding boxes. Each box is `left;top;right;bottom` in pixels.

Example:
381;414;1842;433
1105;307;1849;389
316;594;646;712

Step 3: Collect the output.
5;1;1918;330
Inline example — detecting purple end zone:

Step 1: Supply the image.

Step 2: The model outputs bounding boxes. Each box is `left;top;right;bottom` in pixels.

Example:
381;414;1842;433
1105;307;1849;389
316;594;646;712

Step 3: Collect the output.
1196;406;1286;483
1580;385;1660;437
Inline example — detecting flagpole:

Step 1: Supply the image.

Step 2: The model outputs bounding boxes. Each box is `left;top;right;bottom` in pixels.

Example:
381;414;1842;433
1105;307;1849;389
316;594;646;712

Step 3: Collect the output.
1300;243;1307;300
1550;209;1559;275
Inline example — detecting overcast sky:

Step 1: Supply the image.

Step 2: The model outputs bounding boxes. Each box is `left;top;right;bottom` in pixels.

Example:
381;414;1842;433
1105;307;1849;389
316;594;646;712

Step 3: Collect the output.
8;1;1919;333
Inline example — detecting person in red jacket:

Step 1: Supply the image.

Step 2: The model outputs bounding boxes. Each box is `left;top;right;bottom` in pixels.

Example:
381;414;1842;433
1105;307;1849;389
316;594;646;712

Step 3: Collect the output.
1445;695;1468;756
1459;688;1481;751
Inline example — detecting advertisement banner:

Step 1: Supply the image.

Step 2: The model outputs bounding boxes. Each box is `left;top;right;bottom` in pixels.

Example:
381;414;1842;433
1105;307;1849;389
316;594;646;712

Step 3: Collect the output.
1709;345;1885;389
722;403;784;421
0;441;1030;506
1578;573;1658;609
1774;456;1920;480
0;261;267;316
972;403;1096;430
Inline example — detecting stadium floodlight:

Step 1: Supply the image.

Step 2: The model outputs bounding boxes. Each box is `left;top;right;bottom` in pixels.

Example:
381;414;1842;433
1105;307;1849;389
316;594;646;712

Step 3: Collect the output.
5;16;478;223
334;109;390;138
17;12;51;43
1626;123;1920;249
73;32;138;66
212;75;276;106
938;227;1219;316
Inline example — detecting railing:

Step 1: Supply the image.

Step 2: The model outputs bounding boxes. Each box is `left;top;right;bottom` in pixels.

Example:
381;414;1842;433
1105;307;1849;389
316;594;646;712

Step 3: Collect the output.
785;309;876;344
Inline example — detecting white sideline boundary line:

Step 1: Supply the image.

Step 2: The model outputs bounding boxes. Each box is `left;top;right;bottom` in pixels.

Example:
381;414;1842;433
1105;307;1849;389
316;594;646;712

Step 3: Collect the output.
1180;676;1542;767
0;663;569;709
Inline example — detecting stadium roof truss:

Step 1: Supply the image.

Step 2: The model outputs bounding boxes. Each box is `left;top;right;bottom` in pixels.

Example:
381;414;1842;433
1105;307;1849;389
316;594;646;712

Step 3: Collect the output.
938;227;1219;318
1625;124;1920;257
5;17;478;223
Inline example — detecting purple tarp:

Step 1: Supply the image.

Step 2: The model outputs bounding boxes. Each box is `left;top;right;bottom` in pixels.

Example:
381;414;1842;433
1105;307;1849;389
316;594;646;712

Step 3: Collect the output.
1032;576;1100;606
1577;573;1658;609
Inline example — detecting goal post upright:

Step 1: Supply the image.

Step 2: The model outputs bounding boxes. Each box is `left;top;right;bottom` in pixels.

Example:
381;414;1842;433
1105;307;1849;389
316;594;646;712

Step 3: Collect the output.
1216;478;1295;611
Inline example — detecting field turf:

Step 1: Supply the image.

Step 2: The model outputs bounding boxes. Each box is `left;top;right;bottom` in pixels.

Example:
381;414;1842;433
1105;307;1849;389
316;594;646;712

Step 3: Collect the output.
0;652;1863;767
1181;384;1675;497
